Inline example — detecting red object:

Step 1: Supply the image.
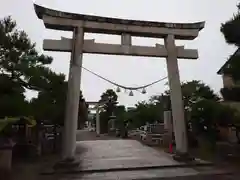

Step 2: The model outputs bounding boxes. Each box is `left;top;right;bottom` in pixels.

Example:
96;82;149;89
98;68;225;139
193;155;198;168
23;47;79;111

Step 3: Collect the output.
169;143;173;153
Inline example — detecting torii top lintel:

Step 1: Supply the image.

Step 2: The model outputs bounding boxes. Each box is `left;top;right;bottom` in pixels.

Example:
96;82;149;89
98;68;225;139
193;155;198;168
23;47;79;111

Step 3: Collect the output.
34;4;205;40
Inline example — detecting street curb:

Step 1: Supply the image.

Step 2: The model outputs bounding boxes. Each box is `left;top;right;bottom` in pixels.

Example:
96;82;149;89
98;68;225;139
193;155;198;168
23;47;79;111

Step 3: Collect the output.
133;172;237;180
40;161;214;175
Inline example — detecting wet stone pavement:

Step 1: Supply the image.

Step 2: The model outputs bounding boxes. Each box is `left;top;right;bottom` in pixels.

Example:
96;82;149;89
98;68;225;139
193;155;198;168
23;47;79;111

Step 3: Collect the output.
76;139;187;171
54;130;239;179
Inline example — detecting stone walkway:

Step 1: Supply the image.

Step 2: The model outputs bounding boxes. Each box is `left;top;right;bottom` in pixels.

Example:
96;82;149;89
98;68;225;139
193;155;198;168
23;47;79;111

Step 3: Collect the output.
73;139;199;179
57;138;235;179
45;130;239;179
76;139;187;171
11;130;240;180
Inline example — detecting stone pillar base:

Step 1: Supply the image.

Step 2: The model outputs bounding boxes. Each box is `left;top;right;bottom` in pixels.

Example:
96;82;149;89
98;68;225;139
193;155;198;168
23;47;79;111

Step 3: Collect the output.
173;152;195;162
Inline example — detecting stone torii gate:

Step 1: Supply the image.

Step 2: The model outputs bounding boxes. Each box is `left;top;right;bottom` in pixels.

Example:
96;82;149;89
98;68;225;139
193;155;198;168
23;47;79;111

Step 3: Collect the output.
86;102;101;134
34;3;205;160
87;101;108;135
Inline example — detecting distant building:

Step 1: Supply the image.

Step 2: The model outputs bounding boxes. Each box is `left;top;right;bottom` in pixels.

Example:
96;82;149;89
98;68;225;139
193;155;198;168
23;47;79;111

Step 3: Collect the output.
217;48;240;88
217;48;240;111
127;107;135;111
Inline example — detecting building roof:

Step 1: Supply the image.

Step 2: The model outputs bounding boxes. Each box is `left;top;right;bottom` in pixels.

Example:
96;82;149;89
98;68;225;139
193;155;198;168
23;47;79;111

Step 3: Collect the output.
217;48;240;75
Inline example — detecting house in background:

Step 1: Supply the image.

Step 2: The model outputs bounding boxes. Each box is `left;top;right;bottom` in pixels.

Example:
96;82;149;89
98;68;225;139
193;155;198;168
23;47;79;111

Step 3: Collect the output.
217;48;240;89
217;48;240;107
217;48;240;143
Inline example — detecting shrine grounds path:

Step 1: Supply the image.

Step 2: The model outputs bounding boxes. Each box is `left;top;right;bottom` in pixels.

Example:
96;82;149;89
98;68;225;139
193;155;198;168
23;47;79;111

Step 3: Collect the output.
11;129;240;180
61;130;240;179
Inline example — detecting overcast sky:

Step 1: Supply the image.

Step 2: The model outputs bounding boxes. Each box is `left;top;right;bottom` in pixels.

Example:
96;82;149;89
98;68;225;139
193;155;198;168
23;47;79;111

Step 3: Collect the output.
0;0;238;107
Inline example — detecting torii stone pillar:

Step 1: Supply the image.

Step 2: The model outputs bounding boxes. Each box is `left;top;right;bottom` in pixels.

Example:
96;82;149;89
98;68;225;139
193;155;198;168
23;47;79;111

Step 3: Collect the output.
63;27;84;160
164;111;173;145
87;101;106;135
96;107;100;135
165;35;187;154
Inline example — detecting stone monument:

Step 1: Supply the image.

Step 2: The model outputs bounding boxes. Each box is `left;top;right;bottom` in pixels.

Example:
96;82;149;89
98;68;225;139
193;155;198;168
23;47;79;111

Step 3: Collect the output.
33;3;205;161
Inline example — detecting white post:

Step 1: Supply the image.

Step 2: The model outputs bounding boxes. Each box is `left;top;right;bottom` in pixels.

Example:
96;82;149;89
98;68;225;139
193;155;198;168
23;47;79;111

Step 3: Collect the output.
63;27;84;160
96;107;100;135
164;111;173;146
164;34;188;154
164;111;172;133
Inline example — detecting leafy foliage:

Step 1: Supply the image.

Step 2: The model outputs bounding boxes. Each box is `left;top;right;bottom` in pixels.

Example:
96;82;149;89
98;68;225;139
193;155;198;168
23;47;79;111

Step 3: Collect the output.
125;98;164;129
191;100;234;132
123;81;220;130
221;4;240;47
100;89;118;114
165;81;237;144
164;80;219;110
181;80;219;109
0;74;28;118
0;16;88;126
0;16;54;91
114;105;127;129
98;89;118;133
30;82;88;126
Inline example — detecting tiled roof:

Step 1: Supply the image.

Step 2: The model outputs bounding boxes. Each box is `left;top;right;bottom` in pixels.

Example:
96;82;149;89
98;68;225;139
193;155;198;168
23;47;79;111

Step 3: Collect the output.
217;48;240;74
